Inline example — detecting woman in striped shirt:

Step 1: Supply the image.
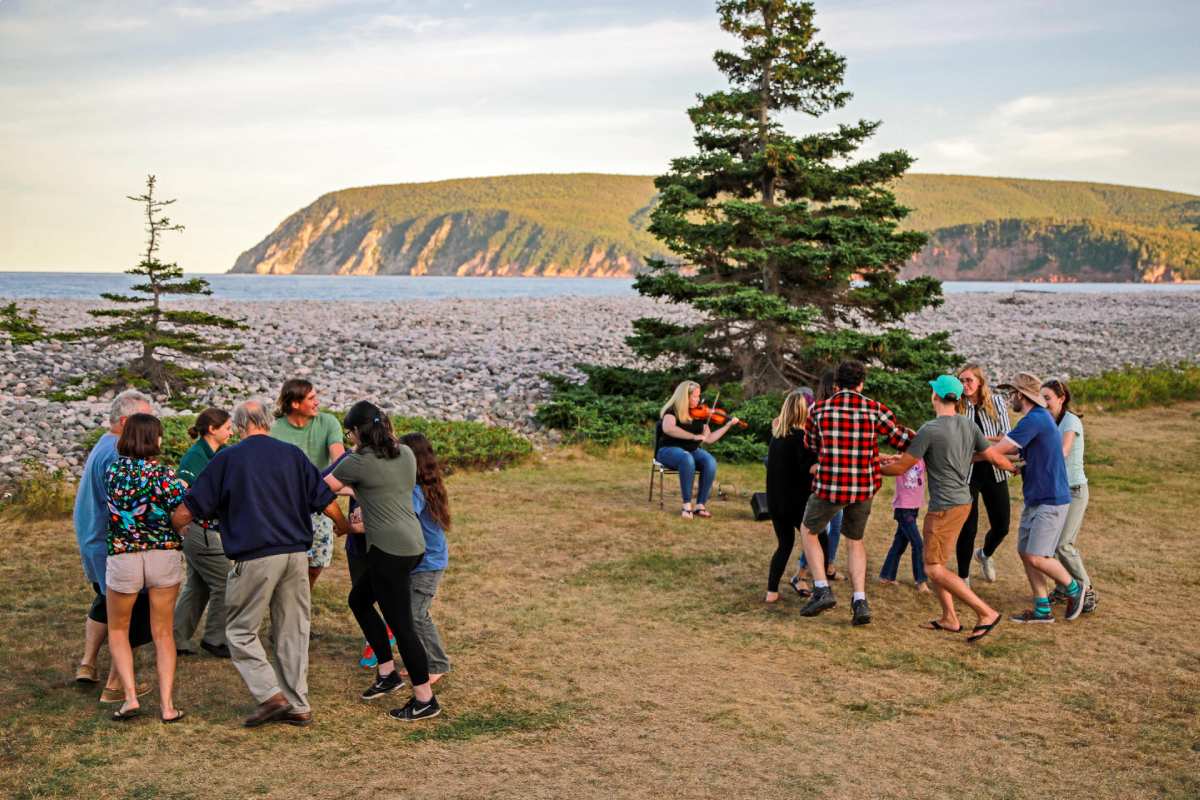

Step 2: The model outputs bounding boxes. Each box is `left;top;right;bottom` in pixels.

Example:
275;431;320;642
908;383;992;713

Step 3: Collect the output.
955;363;1013;583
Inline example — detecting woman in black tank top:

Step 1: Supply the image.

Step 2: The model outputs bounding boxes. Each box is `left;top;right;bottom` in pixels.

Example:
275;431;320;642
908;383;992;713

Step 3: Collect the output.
655;381;740;519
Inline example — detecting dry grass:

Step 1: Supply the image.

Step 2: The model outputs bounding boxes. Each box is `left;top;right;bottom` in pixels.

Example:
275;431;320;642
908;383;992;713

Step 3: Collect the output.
1;405;1198;800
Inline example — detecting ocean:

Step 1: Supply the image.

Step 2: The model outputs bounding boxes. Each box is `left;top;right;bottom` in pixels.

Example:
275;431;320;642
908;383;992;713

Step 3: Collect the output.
0;272;1197;301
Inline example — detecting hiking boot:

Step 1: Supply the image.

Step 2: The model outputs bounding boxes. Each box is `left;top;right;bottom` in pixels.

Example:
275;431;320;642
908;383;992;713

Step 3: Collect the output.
200;641;231;659
799;586;837;617
1082;588;1097;614
974;548;997;582
1065;586;1085;621
851;598;872;626
388;695;441;722
1009;609;1054;624
361;671;405;701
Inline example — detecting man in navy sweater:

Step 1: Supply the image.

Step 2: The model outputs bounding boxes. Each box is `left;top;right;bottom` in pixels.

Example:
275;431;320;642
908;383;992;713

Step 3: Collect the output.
173;399;350;728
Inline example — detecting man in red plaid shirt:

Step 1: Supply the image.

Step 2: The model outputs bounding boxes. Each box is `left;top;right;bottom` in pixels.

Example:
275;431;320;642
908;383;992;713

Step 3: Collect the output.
798;360;914;625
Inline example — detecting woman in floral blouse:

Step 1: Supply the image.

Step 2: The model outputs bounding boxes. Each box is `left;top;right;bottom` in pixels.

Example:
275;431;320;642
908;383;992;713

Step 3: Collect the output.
104;413;188;722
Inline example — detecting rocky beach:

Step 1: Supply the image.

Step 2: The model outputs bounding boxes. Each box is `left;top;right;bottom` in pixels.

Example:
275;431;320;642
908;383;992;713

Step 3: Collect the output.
1;290;1198;484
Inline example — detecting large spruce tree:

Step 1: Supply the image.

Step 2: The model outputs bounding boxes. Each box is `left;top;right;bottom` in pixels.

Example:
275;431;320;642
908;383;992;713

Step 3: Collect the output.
76;175;244;397
631;0;956;400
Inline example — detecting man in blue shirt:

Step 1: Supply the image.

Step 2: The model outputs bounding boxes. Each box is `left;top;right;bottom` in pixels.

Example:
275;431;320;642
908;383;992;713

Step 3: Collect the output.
72;389;154;700
172;399;350;728
983;373;1085;623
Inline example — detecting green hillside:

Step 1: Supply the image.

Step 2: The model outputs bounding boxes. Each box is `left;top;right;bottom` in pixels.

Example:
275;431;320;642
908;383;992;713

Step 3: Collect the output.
895;174;1200;232
232;173;1200;281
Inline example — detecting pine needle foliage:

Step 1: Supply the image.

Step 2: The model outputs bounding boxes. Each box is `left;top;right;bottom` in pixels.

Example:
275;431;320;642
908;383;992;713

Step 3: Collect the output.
630;0;957;394
72;176;245;397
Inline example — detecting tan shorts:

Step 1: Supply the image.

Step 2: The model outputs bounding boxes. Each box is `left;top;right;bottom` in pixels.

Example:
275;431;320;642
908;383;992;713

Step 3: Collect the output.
106;550;185;594
922;504;972;567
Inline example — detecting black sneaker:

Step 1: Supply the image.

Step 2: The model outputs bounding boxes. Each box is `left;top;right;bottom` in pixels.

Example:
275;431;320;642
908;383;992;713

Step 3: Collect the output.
388;695;441;722
799;586;837;617
200;641;231;659
1064;587;1085;621
1009;609;1055;624
361;671;405;701
1048;586;1070;604
1082;588;1097;614
851;598;872;626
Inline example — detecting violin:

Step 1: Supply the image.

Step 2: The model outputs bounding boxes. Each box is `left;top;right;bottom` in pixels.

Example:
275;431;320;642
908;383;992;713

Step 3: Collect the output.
690;403;749;429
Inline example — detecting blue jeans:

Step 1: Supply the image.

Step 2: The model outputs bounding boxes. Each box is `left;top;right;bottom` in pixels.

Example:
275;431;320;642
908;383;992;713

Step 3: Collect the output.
799;509;842;570
655;447;716;505
880;508;927;584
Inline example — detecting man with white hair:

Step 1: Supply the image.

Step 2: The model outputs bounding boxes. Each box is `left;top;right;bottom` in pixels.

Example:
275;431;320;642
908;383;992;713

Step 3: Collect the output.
72;389;155;702
173;399;350;728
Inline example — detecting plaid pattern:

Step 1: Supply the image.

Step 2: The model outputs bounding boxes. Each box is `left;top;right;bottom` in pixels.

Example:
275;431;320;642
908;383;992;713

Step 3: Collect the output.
804;390;914;504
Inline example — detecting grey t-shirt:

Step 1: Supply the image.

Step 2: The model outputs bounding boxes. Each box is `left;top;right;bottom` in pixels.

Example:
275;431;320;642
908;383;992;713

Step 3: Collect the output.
331;447;423;557
906;415;991;511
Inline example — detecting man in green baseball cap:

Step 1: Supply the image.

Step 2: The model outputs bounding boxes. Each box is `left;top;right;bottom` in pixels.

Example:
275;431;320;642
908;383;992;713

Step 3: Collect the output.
882;374;1014;643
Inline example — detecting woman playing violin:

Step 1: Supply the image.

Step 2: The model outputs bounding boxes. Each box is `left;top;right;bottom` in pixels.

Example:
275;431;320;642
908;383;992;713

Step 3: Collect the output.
655;381;741;520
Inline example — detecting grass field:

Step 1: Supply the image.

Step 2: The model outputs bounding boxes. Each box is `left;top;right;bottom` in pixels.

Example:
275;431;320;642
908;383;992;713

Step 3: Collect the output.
2;404;1198;799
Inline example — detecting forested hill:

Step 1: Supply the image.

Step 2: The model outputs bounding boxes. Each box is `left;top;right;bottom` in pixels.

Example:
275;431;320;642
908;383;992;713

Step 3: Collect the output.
230;173;1200;282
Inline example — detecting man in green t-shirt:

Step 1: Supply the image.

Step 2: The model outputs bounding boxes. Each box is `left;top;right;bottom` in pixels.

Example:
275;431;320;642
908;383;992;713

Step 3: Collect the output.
271;378;345;588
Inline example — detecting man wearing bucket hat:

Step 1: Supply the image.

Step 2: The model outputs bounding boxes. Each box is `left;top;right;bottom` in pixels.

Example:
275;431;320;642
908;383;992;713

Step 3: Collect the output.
983;372;1085;623
882;375;1014;643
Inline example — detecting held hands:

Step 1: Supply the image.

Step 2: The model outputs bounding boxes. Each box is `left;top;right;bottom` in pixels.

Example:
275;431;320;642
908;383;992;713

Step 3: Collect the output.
349;507;365;534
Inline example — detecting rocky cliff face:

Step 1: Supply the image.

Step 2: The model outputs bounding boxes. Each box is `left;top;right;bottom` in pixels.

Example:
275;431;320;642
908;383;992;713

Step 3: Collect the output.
232;205;644;277
902;219;1200;283
232;176;1200;281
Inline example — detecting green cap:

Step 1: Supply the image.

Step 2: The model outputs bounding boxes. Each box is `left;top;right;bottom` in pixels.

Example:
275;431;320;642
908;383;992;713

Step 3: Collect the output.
929;374;964;401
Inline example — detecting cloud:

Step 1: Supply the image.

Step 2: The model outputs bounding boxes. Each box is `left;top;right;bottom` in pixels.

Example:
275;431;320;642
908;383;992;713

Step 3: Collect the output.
916;82;1200;191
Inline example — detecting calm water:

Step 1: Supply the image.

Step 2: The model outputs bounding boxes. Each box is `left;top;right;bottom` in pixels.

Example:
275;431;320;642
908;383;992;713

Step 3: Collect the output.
0;272;1197;301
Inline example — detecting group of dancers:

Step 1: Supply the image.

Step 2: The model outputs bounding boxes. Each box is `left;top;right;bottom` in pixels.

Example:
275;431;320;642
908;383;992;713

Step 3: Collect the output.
72;380;452;725
656;359;1093;641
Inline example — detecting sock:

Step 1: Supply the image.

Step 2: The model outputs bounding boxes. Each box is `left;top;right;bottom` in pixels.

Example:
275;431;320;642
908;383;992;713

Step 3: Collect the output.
1066;579;1081;597
852;591;866;602
1034;597;1052;617
814;580;829;589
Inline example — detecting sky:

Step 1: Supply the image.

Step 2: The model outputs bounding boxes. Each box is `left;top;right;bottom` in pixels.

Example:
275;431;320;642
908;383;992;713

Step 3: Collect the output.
2;0;1198;273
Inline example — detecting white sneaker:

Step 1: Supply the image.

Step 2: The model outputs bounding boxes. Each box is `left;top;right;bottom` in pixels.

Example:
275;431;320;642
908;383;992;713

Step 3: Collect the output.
974;547;997;582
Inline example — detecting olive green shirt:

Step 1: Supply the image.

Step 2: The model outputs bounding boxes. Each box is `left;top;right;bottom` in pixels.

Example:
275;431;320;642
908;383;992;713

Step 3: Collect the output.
270;412;343;470
331;447;423;557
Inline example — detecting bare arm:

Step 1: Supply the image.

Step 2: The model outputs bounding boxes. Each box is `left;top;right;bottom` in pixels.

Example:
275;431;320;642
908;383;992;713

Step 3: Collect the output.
328;442;346;463
1060;430;1076;460
661;414;705;444
880;452;919;476
324;499;350;538
980;447;1015;473
704;418;739;444
323;473;356;498
171;503;194;533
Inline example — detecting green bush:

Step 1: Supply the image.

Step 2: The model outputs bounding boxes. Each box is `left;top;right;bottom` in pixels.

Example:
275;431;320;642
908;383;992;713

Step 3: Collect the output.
1072;363;1200;411
81;413;532;473
0;461;74;520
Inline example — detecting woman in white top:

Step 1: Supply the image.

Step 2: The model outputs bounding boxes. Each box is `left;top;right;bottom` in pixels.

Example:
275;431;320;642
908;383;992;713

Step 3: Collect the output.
955;363;1013;583
1041;378;1095;613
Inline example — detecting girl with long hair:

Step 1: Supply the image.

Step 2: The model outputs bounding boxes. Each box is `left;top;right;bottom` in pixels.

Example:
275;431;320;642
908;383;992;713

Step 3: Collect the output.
765;390;818;603
104;413;187;722
174;407;234;658
326;401;441;721
955;363;1013;583
655;380;740;519
790;370;842;594
400;432;452;682
1041;379;1096;613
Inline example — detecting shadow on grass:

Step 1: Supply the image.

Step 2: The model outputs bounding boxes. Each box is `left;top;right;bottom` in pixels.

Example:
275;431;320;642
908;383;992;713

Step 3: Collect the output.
570;551;730;592
405;703;575;743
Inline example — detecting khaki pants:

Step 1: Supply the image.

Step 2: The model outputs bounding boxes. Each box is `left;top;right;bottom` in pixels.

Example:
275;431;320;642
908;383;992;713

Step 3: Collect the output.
173;523;231;648
225;551;311;713
1056;484;1091;587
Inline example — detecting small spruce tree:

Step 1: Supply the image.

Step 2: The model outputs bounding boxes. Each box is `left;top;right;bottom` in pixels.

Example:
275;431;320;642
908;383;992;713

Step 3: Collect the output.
630;0;957;403
76;175;245;397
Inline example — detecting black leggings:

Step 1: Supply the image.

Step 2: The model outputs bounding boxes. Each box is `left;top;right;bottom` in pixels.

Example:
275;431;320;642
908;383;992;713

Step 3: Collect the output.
955;469;1012;579
348;547;429;686
768;511;830;592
